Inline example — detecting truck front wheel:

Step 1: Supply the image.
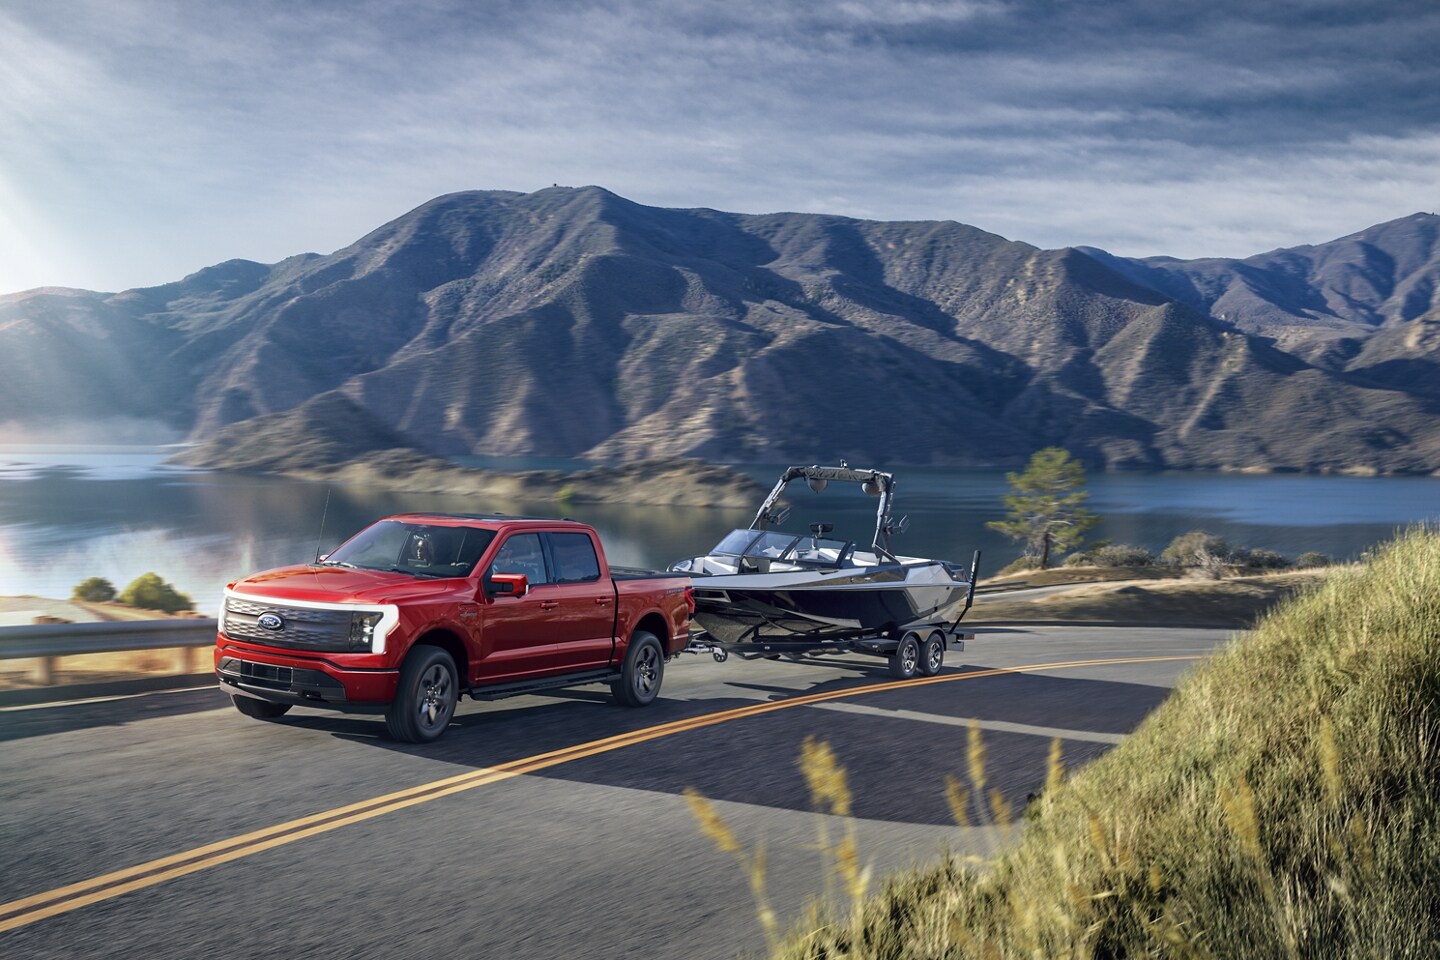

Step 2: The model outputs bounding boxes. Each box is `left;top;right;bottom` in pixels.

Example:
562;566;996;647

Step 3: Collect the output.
386;646;459;743
612;631;664;707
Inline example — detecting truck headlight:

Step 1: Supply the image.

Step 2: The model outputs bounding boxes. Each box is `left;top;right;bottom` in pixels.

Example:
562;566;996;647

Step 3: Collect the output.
349;612;385;651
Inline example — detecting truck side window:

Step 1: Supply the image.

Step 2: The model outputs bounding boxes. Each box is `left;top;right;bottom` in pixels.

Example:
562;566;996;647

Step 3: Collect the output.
491;533;551;584
548;532;601;584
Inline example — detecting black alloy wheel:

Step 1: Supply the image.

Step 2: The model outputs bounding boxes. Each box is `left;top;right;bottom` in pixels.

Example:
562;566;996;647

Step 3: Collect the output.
612;631;665;707
386;646;459;743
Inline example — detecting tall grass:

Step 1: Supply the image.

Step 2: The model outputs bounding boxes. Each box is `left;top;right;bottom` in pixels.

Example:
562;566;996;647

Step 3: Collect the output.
691;527;1440;958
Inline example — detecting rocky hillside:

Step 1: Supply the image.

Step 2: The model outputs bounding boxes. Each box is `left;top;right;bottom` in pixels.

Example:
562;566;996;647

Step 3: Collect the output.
170;392;766;507
3;188;1438;472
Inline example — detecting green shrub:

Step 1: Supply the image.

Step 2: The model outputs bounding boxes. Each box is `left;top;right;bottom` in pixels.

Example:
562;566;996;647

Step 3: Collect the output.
1160;529;1233;567
118;573;194;614
1092;543;1156;567
1063;543;1155;567
1240;547;1290;570
1296;551;1335;568
71;576;117;602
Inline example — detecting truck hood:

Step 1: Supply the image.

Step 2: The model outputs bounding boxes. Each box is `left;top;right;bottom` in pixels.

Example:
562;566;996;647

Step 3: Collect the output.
230;565;461;604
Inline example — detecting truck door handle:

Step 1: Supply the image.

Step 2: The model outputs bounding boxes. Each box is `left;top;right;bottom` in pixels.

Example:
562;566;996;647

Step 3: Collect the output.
540;601;560;610
594;597;612;605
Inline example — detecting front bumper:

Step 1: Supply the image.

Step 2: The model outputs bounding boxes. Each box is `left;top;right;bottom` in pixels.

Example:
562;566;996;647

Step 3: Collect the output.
215;642;399;713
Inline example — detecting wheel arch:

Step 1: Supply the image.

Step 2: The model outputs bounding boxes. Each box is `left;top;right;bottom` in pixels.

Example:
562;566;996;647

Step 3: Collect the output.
412;627;469;684
634;612;670;651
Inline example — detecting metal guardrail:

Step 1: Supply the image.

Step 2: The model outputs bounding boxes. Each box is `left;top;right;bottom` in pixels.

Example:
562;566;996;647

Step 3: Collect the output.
0;620;218;691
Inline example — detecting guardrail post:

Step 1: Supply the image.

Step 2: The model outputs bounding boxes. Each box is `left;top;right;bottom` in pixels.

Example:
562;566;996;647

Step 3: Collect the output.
40;655;58;686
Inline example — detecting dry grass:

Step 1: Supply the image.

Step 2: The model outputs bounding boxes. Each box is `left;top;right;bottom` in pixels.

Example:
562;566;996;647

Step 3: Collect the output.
972;568;1336;627
690;528;1440;958
0;648;211;689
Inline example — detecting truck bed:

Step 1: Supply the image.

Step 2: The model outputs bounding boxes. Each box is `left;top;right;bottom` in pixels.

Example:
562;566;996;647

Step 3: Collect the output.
609;566;688;581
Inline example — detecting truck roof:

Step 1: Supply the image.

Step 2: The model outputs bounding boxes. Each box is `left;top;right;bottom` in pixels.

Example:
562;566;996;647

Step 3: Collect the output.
384;512;590;528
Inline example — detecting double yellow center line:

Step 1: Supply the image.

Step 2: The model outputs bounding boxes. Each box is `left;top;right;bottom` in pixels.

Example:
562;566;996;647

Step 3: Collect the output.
0;655;1196;934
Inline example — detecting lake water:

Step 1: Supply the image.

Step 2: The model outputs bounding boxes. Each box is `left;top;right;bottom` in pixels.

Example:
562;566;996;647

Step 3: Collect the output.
1;445;1437;616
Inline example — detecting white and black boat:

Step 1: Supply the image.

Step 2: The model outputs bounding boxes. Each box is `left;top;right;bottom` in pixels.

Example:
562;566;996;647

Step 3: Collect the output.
671;464;980;674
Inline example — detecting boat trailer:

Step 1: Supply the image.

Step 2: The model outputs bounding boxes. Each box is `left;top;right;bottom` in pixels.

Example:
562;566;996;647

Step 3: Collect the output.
683;549;981;679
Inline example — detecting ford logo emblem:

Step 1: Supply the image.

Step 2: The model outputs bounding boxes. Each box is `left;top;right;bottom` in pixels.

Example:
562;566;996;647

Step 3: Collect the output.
257;613;285;631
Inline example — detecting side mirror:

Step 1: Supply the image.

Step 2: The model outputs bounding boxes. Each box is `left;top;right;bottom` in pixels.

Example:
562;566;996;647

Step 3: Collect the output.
485;572;529;599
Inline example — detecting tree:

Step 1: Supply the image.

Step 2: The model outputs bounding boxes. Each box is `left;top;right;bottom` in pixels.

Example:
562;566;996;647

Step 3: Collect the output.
987;448;1100;569
71;576;117;602
1160;530;1233;568
118;573;194;614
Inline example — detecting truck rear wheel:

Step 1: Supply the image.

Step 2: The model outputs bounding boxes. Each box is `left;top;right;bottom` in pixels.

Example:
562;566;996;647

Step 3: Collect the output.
232;695;291;720
386;646;459;743
611;631;664;707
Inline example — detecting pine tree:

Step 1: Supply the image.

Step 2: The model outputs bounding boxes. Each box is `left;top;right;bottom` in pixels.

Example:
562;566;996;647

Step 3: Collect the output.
987;448;1100;569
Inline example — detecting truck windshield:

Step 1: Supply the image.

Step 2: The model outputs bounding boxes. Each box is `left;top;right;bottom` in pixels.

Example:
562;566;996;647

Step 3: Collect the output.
323;521;496;578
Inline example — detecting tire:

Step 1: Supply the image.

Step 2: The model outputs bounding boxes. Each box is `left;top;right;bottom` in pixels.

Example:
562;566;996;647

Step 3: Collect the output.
232;695;291;720
385;646;459;743
888;632;921;680
611;631;665;707
919;631;945;676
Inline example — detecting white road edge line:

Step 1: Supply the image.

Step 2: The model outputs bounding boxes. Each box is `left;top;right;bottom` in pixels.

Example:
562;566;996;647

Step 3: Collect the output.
806;700;1127;744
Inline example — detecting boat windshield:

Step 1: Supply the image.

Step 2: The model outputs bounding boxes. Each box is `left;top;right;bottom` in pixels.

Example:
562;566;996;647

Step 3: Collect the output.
710;529;762;556
706;529;855;568
709;529;803;558
744;531;801;558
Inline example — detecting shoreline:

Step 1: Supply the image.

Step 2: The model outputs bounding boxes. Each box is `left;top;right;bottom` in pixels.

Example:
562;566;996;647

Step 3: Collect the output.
5;441;1440;479
213;451;770;508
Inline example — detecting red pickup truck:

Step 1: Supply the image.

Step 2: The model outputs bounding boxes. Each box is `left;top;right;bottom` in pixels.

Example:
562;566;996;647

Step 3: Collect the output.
216;513;693;743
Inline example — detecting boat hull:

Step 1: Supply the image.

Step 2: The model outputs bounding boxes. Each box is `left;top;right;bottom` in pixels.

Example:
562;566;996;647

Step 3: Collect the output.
688;562;969;644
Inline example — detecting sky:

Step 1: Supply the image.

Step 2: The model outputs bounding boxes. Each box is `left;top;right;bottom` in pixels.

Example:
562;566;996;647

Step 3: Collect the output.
2;0;1438;294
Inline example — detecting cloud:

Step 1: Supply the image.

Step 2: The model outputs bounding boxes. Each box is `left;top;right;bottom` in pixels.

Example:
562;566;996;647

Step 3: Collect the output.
0;0;1436;291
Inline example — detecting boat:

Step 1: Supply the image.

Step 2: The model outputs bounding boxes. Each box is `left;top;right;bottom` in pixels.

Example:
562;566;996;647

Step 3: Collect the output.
670;464;979;668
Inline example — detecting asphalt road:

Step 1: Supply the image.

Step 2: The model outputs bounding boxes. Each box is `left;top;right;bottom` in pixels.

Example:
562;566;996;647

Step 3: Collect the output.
0;625;1230;959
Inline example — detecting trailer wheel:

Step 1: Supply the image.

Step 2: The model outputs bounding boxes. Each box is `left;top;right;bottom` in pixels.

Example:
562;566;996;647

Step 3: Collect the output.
612;631;665;707
232;695;291;720
919;631;945;676
888;632;922;679
385;646;459;743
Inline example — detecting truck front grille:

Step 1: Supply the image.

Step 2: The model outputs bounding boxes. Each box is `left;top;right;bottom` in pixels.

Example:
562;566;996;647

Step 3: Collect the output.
223;597;354;651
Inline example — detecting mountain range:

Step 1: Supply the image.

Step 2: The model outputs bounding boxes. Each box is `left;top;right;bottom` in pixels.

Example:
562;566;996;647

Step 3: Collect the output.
3;187;1437;472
